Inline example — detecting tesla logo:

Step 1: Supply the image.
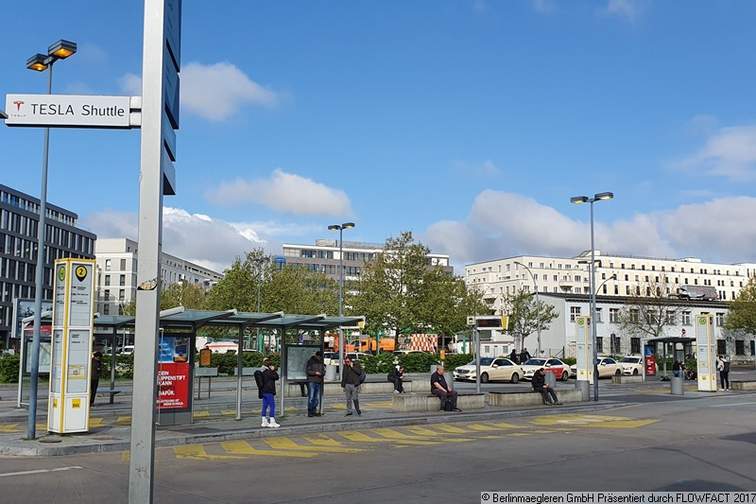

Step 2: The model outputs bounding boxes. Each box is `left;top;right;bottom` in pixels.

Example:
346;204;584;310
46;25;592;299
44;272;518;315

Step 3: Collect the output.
13;100;24;111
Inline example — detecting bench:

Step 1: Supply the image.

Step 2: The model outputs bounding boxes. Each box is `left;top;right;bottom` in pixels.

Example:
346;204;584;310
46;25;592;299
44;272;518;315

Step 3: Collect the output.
392;392;486;412
285;380;415;397
611;375;644;384
487;388;584;407
730;381;756;391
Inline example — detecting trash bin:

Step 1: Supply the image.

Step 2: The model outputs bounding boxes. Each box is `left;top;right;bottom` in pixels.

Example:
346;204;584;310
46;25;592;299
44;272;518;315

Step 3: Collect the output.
325;364;338;382
670;375;684;395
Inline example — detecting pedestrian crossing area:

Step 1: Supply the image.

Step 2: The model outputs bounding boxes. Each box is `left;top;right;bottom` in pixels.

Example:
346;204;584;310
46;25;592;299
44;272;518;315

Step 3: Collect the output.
133;414;657;463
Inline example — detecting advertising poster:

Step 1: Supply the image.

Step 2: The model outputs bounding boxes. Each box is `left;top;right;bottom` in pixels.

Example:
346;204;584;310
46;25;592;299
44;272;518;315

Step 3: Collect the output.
574;316;594;384
644;344;656;376
158;335;190;410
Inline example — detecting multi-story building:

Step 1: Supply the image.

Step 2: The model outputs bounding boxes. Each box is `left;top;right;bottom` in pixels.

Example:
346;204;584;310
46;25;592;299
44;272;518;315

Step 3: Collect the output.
281;239;452;281
94;238;223;315
0;184;96;347
465;251;756;314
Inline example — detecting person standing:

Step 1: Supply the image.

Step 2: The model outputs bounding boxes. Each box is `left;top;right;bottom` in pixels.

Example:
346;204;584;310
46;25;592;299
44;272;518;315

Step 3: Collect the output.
673;360;683;378
509;349;520;365
717;355;730;390
90;351;103;407
532;368;560;405
259;358;280;428
430;365;460;412
519;347;531;364
306;351;325;417
341;357;365;416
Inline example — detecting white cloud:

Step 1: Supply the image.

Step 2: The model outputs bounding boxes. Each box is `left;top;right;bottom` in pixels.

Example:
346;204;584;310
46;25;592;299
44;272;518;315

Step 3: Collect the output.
81;208;314;273
118;62;277;121
207;169;353;217
674;125;756;180
425;190;756;267
603;0;643;21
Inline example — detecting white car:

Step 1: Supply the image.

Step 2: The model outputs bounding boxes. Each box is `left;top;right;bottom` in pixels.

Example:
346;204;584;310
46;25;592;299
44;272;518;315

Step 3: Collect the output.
521;358;571;381
620;356;644;376
453;357;524;384
570;357;623;379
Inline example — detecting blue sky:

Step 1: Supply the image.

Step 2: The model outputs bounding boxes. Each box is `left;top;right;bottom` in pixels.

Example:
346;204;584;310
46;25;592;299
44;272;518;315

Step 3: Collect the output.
3;0;756;272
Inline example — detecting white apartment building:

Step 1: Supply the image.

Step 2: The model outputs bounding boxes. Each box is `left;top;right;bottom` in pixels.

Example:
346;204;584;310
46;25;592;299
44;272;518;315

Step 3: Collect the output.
465;251;756;314
95;238;223;315
281;239;452;281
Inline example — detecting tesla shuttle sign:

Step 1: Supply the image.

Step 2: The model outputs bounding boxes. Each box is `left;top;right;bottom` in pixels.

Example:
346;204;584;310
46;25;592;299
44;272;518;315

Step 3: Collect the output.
4;94;141;129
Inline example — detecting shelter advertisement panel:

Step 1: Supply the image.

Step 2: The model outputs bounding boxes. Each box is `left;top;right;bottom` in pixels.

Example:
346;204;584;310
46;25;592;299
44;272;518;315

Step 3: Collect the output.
644;344;656;376
286;345;321;381
695;314;717;392
47;259;95;434
157;335;190;410
574;316;593;384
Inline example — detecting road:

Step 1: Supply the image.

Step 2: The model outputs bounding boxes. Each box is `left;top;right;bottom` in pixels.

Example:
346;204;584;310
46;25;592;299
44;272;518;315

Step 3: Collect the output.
0;392;755;503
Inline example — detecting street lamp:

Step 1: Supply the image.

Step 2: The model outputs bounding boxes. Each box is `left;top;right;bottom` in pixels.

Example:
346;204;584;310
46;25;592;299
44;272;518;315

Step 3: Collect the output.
328;222;355;379
514;261;541;355
24;39;77;441
570;191;614;402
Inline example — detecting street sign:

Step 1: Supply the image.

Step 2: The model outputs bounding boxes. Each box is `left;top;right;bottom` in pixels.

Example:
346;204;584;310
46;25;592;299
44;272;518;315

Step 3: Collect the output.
575;315;594;384
695;314;717;392
4;94;140;129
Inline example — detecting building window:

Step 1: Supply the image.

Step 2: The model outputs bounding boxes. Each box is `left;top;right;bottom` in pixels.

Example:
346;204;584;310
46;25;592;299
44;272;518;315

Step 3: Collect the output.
596;337;603;353
630;309;639;323
595;308;603;323
751;340;755;356
715;313;724;327
681;311;691;326
609;308;620;323
105;259;111;271
735;340;745;356
665;311;676;325
103;304;110;315
717;340;726;355
104;275;111;286
570;306;581;322
120;274;126;286
631;337;641;354
120;258;127;270
610;334;621;355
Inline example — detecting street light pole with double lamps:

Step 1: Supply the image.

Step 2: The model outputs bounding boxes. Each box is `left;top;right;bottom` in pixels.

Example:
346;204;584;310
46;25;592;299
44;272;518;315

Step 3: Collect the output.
513;261;541;355
570;191;614;402
24;40;77;441
328;222;355;379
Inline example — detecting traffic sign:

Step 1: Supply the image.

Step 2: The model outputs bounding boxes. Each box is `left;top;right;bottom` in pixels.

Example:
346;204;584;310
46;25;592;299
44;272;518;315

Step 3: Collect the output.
4;94;140;129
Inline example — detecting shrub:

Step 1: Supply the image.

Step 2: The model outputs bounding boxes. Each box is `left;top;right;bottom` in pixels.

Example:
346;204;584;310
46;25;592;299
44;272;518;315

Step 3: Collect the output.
397;352;440;373
0;353;20;383
360;353;396;374
443;353;474;370
562;357;577;366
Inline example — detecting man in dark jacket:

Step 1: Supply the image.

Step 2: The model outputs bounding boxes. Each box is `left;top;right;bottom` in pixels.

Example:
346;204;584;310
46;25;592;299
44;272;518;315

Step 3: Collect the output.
341;357;365;416
90;352;103;406
532;368;559;405
509;349;520;365
388;365;405;394
519;347;532;364
430;365;460;412
305;351;325;417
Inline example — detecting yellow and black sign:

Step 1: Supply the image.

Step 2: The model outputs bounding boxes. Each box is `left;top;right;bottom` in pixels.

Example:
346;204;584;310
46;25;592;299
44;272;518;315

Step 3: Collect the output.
75;265;88;282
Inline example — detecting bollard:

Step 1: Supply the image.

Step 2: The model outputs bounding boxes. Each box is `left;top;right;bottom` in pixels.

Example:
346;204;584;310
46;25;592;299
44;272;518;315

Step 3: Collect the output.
671;375;684;395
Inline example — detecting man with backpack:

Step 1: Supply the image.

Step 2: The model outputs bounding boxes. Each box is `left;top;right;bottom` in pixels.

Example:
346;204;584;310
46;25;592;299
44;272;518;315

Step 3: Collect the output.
254;358;280;428
305;351;325;417
341;357;366;416
430;365;460;412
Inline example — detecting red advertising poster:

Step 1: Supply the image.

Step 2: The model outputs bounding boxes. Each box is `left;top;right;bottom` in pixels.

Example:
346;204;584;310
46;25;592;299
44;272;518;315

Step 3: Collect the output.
158;362;190;410
644;345;657;376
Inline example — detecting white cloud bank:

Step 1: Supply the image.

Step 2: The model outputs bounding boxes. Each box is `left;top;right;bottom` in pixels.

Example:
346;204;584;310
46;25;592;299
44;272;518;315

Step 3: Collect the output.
82;207;315;273
206;169;353;217
674;125;756;181
425;190;756;267
120;61;277;121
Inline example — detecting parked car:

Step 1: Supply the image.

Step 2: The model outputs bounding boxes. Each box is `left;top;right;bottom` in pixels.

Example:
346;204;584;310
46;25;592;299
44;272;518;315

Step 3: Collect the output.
570;357;623;378
521;358;571;381
620;356;644;375
122;345;135;355
453;357;524;383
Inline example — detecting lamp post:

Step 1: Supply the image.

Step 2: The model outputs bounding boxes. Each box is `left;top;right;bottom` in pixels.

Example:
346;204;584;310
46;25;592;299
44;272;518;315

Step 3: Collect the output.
24;39;77;441
570;192;614;402
514;261;540;355
328;222;355;379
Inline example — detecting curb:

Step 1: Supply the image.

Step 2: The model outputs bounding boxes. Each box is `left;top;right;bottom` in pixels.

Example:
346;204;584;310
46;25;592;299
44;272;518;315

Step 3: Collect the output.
0;401;621;457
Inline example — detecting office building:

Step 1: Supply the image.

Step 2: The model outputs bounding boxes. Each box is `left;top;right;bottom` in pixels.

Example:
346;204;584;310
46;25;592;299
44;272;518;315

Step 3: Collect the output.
95;238;223;315
0;184;96;347
281;239;452;281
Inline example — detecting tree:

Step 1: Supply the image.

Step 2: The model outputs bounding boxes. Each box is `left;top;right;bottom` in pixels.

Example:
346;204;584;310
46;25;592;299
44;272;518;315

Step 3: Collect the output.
502;289;558;352
725;277;756;334
617;280;685;342
160;282;207;310
204;249;269;311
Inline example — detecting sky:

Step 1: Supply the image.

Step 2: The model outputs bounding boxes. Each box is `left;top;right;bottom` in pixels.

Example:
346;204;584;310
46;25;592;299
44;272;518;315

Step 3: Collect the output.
3;0;756;273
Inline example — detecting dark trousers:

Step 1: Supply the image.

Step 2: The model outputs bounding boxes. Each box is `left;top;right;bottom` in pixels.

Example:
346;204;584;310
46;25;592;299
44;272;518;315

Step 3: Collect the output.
720;371;730;389
299;383;307;397
90;378;99;406
307;382;322;414
390;377;404;393
539;387;558;404
432;389;458;410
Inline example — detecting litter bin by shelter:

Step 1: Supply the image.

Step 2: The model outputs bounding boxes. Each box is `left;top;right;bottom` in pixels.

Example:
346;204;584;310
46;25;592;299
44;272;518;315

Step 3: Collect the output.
325;364;338;381
671;376;684;395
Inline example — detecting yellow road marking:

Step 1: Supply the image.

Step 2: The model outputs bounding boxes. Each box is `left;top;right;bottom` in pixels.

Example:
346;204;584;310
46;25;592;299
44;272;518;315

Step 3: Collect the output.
116;416;131;425
507;432;531;437
531;414;658;429
339;431;438;446
174;444;245;461
464;423;516;432
265;437;363;453
0;423;20;433
303;435;344;447
406;426;438;436
121;451;130;462
193;410;210;418
220;410;236;416
376;427;472;443
434;424;467;434
221;440;316;458
89;417;105;428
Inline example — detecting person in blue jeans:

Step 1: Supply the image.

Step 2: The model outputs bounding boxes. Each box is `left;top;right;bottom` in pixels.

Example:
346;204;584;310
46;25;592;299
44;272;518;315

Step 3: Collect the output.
306;351;325;417
259;358;280;428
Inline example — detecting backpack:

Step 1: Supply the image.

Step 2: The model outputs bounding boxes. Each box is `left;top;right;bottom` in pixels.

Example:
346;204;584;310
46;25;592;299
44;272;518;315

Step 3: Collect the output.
443;396;454;411
358;367;367;384
254;369;264;399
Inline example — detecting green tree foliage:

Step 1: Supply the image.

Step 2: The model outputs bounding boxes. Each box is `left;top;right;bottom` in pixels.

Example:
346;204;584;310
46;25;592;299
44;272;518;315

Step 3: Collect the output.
726;277;756;334
204;249;269;311
503;289;558;351
349;231;487;347
160;282;207;310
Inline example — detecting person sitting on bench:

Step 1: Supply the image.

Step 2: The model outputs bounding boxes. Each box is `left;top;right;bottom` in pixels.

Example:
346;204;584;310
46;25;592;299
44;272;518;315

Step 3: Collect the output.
388;364;406;394
430;365;461;412
532;368;560;405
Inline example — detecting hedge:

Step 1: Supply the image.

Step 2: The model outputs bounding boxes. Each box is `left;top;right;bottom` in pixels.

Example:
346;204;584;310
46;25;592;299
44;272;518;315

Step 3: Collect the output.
0;353;20;383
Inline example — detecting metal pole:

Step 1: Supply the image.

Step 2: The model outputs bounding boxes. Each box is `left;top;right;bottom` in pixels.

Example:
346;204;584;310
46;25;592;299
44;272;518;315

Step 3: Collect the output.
589;200;599;402
474;327;481;393
129;0;167;500
236;325;243;420
110;327;117;404
26;61;54;440
279;329;285;417
338;227;344;380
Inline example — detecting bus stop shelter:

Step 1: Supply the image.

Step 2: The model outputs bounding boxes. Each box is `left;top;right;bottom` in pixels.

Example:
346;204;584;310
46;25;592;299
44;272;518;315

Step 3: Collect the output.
21;307;364;426
646;336;695;378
